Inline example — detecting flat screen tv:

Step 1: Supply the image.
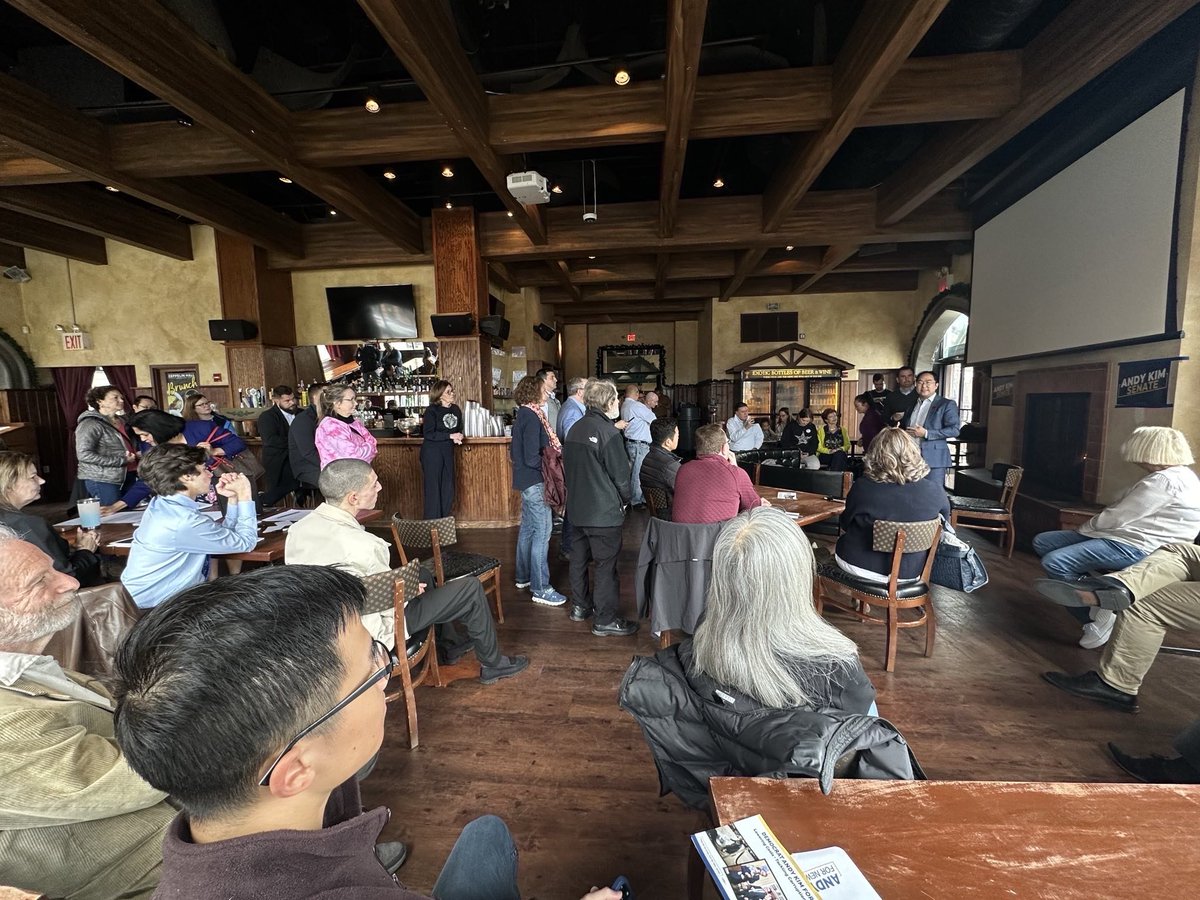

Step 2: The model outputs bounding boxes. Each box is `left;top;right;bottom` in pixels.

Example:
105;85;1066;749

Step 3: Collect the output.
326;284;418;341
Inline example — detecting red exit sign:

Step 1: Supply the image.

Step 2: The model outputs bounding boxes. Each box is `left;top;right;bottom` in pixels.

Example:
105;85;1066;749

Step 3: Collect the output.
61;331;92;351
626;332;636;342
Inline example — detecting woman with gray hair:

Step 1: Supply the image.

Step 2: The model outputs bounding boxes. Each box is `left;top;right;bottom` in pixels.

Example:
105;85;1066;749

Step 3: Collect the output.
835;428;950;584
692;505;875;711
1033;425;1200;648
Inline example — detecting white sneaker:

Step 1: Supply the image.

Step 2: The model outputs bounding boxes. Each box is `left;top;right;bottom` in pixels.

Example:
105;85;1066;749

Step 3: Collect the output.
1079;609;1116;649
515;581;531;590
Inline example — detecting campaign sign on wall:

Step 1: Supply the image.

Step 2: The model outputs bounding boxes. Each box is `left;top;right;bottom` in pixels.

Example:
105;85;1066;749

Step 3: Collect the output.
1116;358;1173;408
991;375;1014;407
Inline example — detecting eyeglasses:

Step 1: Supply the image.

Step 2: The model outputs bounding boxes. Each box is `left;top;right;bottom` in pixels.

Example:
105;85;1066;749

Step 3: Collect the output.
916;379;937;386
257;638;397;787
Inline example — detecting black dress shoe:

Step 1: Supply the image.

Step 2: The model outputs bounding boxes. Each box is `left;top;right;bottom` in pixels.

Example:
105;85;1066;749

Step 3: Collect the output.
441;638;475;666
375;841;408;874
1108;742;1200;783
1042;670;1139;712
568;604;593;621
1034;576;1135;611
592;617;639;637
479;654;530;685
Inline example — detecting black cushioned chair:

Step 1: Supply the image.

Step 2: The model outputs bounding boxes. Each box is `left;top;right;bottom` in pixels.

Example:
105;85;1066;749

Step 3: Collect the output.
390;515;504;623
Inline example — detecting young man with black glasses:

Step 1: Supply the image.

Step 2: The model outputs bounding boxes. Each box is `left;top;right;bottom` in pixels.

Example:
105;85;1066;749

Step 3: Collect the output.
111;566;619;900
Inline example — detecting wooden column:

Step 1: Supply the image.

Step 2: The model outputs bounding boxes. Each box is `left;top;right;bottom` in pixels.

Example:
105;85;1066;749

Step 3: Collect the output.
432;207;492;406
214;231;298;395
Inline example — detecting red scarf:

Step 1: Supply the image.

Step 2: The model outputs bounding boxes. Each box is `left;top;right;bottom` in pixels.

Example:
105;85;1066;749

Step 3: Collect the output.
523;402;560;450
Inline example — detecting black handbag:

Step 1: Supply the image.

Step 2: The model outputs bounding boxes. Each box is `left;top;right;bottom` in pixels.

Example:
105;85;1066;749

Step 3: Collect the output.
931;533;989;593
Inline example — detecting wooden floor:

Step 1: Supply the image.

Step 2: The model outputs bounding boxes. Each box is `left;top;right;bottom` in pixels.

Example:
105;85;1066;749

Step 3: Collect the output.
362;513;1199;899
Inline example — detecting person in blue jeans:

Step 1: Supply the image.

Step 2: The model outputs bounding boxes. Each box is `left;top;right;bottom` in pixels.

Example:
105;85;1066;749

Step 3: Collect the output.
510;375;567;606
1032;426;1200;650
110;565;619;900
556;377;588;560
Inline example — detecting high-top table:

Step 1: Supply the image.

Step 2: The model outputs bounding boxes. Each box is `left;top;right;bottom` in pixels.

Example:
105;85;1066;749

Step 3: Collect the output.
753;485;844;528
709;777;1200;898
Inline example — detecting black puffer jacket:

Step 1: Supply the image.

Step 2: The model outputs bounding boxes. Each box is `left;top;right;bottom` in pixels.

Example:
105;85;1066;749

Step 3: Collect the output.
563;408;630;527
619;641;922;811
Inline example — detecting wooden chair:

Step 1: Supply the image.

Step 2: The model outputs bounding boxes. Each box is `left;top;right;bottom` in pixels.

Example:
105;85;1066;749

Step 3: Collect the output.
644;485;671;520
950;465;1023;558
390;515;504;623
816;518;942;672
364;560;442;750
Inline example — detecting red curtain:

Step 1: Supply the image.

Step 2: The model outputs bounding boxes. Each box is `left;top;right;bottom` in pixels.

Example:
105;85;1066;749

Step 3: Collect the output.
50;366;96;484
103;365;138;408
325;344;344;362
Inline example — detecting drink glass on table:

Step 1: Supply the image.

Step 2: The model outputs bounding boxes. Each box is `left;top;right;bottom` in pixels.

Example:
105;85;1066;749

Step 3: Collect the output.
78;497;102;530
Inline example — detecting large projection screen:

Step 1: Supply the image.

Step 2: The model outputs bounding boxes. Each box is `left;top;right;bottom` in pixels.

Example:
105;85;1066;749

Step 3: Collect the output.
968;90;1185;364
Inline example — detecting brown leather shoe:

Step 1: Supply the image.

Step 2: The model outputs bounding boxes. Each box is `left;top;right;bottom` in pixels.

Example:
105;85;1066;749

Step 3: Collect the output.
1042;670;1139;712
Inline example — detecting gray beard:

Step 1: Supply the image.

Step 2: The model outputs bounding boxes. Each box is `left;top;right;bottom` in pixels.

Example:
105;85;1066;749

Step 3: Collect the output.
0;593;81;648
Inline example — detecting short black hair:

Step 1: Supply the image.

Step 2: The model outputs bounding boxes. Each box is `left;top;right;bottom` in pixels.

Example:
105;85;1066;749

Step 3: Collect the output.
916;370;938;385
535;367;556;381
112;566;364;820
85;384;120;409
130;409;185;445
651;416;678;446
872;374;885;383
271;384;294;397
134;394;158;406
735;402;748;411
138;443;207;496
854;392;872;406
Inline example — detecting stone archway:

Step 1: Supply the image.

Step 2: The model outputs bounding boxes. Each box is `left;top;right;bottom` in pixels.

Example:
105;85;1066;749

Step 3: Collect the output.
909;284;970;372
0;328;35;388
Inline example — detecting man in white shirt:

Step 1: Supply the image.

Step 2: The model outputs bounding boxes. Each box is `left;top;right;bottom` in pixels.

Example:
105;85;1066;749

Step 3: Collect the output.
284;458;528;685
538;368;561;431
0;526;174;898
619;386;658;506
725;403;764;453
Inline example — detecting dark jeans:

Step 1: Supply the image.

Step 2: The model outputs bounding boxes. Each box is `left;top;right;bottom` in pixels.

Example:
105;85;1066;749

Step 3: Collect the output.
817;451;847;472
405;575;501;668
432;815;520;900
422;443;456;519
569;524;623;625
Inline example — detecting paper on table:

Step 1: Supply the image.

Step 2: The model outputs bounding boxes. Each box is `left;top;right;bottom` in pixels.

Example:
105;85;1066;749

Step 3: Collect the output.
262;509;313;524
56;509;147;528
777;491;798;499
790;847;880;900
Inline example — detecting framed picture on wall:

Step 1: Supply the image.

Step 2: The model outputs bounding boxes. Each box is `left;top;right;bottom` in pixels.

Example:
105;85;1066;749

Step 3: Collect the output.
152;364;201;415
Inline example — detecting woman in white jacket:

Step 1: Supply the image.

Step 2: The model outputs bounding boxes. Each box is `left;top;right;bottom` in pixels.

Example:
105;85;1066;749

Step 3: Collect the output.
1033;426;1200;648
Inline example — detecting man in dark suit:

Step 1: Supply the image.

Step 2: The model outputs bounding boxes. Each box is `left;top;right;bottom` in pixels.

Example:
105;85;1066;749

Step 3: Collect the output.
288;382;327;496
903;370;960;486
257;385;300;506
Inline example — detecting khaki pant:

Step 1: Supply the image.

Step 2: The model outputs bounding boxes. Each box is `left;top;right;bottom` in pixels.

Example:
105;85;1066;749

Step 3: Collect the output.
1099;543;1200;694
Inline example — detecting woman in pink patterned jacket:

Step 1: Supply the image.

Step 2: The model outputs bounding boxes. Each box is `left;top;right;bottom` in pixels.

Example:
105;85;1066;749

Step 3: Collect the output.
315;385;377;468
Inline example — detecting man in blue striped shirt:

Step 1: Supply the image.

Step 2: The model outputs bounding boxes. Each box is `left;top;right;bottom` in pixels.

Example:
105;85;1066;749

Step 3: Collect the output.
121;444;259;608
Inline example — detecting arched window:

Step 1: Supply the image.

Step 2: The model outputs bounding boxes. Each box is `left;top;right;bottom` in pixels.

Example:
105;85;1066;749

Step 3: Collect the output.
931;313;974;424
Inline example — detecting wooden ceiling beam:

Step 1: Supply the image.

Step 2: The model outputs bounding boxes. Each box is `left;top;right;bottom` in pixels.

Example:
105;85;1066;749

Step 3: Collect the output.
877;0;1199;225
658;0;709;238
357;0;546;246
0;244;27;269
720;248;768;302
799;270;920;293
546;260;581;302
0;185;193;260
0;209;107;265
654;254;671;301
488;261;521;295
10;0;422;252
0;51;1021;186
0;70;302;256
761;0;950;231
795;242;862;293
557;311;704;324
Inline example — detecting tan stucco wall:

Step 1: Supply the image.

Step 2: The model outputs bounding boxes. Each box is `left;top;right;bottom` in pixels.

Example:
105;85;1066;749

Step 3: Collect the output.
705;290;924;380
0;227;225;386
291;263;438;345
562;324;589;382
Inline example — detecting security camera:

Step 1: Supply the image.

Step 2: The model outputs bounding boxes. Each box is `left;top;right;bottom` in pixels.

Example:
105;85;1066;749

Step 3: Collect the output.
582;212;597;224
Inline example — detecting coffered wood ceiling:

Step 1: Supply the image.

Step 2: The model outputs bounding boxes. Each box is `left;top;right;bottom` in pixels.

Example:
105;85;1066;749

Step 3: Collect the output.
0;0;1194;324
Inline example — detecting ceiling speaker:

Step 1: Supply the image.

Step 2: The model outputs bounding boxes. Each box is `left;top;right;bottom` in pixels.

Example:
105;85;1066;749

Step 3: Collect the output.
533;322;556;342
480;315;510;341
208;318;257;341
430;313;475;337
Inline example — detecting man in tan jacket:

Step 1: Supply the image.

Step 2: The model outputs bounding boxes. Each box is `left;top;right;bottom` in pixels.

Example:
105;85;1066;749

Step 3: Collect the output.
0;526;174;898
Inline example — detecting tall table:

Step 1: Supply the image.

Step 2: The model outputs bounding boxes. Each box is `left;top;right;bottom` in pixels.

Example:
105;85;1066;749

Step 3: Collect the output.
709;777;1200;898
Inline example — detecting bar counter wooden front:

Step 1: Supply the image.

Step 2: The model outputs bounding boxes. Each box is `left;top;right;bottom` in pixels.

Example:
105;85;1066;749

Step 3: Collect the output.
247;437;522;528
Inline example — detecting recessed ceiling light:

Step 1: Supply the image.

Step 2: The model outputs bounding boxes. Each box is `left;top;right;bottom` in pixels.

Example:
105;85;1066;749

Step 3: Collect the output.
329;209;338;216
176;116;193;127
383;170;397;180
588;255;596;260
712;177;725;189
614;62;631;86
785;245;794;251
445;201;453;209
506;211;514;218
105;185;120;193
441;164;454;178
278;176;293;184
364;96;381;114
551;184;563;194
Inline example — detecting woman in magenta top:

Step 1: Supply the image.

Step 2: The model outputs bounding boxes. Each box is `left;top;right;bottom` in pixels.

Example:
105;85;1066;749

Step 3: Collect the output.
315;385;377;468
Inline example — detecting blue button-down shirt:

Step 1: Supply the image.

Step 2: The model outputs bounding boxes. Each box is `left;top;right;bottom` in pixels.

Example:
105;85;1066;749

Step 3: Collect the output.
120;493;259;608
620;397;656;443
557;396;586;442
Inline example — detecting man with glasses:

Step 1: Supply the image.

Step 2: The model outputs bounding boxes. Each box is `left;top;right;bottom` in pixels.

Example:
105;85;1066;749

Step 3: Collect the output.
902;370;961;487
111;566;619;900
120;444;259;608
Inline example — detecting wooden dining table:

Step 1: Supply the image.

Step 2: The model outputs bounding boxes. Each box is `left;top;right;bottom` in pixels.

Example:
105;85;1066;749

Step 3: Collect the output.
753;485;844;529
709;776;1200;898
76;508;383;564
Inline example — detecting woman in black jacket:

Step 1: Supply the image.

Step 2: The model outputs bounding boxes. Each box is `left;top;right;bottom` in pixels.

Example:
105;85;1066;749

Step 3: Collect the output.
510;375;566;606
779;408;820;470
420;380;464;518
0;451;104;586
835;428;949;583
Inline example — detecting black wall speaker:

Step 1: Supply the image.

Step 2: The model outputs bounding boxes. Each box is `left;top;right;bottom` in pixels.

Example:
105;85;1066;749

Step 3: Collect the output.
533;322;556;342
430;313;475;337
208;318;257;341
488;294;505;317
480;315;511;341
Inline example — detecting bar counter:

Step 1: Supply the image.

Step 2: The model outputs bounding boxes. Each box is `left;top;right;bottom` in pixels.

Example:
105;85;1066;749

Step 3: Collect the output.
247;436;521;528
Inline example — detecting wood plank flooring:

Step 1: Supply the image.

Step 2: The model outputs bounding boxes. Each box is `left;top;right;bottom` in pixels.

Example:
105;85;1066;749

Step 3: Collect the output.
362;513;1199;899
